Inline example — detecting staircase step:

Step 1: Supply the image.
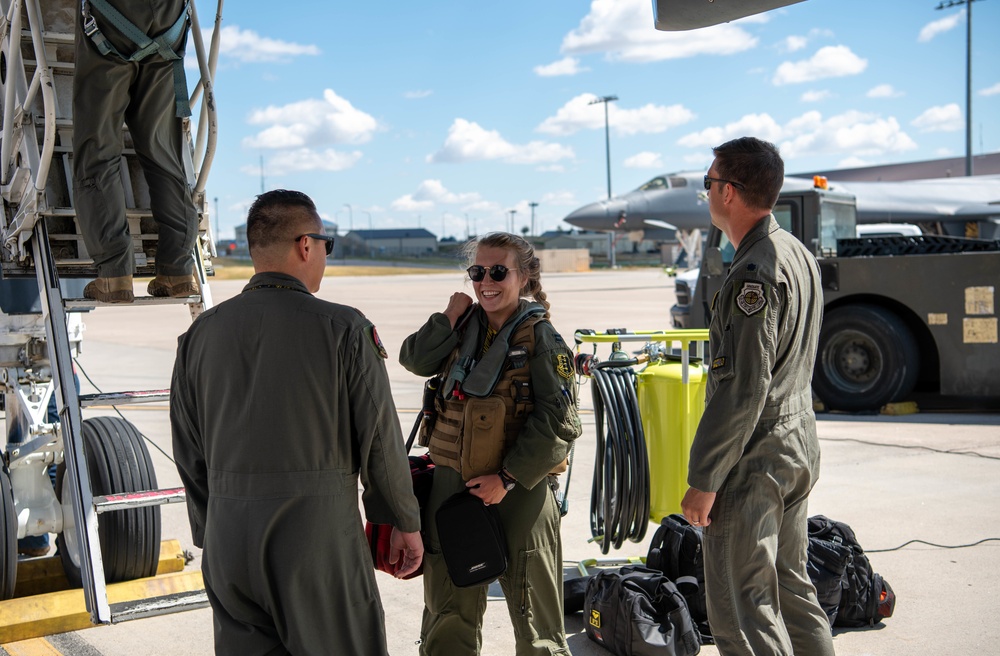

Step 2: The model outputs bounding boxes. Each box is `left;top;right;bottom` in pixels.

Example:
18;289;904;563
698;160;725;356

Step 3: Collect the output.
64;295;202;310
93;487;186;514
79;389;170;407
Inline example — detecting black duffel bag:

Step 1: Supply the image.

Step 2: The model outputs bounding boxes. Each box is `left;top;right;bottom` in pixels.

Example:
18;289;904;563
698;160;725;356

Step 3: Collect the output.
584;564;701;656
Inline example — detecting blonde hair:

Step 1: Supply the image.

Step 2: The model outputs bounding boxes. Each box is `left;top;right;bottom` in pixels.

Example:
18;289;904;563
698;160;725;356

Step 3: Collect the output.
462;232;550;317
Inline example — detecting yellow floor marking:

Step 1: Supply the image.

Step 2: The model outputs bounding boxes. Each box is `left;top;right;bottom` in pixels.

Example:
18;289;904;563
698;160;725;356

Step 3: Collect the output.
2;637;63;655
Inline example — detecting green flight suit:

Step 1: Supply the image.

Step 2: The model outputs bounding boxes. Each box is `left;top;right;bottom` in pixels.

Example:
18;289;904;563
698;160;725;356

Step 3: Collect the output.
73;0;198;278
400;301;581;656
171;272;421;656
687;216;835;656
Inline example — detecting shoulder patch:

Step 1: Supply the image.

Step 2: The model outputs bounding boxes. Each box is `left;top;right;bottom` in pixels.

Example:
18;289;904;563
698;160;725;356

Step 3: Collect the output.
711;356;726;370
735;281;767;317
555;353;574;380
367;325;388;359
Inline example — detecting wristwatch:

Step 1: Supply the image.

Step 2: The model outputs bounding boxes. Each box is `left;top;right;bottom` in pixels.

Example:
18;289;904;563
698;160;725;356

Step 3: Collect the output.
497;468;517;492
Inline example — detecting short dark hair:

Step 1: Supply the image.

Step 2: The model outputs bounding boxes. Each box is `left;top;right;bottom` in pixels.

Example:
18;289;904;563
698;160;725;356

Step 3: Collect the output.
246;190;319;253
712;137;784;211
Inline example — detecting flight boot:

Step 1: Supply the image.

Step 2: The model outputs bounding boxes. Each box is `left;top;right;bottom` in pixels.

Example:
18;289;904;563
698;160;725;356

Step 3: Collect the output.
83;275;134;303
148;273;199;298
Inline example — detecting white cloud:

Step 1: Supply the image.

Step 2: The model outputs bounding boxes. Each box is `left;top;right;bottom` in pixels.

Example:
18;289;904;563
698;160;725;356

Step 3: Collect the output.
772;45;867;85
243;89;379;150
404;90;433;99
188;25;319;66
678;113;785;149
537;93;695;137
837;156;870;168
980;82;1000;97
935;147;954;157
560;0;757;63
801;90;832;103
391;180;482;212
784;35;808;52
624;151;664;169
536;164;566;173
540;191;579;206
783;111;918;159
677;110;917;161
246;149;363;176
918;10;963;43
867;84;903;99
911;103;963;132
427;119;574;164
534;57;588;77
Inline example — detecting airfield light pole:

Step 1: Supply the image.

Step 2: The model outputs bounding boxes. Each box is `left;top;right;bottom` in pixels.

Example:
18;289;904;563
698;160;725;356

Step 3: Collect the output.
528;202;538;236
935;0;979;176
508;209;517;233
589;95;618;198
362;210;372;230
213;196;219;244
343;203;353;232
590;94;618;268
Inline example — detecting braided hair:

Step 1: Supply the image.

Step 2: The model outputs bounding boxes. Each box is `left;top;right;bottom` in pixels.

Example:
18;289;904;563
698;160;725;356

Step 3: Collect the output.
463;232;550;317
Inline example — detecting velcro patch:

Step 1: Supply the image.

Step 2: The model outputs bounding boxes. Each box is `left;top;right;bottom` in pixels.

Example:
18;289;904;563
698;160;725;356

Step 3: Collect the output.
367;325;388;359
712;357;726;370
555;353;574;380
735;281;767;316
507;346;529;369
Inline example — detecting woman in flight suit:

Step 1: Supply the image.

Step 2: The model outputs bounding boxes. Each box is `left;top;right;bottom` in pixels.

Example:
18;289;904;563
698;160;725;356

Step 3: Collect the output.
400;232;581;656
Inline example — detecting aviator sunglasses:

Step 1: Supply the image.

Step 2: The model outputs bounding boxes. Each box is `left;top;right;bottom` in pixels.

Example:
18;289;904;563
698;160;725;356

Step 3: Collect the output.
703;175;745;191
295;233;336;255
467;264;509;282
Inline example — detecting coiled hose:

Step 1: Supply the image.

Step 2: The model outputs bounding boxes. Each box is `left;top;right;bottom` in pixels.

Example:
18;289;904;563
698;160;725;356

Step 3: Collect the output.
589;360;650;553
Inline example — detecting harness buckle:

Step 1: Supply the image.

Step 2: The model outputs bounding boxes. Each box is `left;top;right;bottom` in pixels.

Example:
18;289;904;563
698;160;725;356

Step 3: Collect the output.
83;14;99;37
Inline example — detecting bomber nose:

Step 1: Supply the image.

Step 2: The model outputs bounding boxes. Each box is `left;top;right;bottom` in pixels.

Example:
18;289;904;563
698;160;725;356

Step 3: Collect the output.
563;199;627;229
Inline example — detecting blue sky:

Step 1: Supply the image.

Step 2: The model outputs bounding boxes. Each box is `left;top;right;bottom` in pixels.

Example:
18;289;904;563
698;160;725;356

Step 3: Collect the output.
189;0;1000;240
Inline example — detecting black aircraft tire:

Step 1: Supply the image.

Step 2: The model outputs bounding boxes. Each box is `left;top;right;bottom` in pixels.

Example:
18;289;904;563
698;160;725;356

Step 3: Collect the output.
1;466;16;599
55;417;161;588
813;304;919;412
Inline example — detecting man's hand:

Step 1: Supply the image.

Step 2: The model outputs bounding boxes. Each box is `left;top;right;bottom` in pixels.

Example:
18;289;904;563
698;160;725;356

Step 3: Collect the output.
443;292;474;329
681;487;717;527
466;473;508;506
388;528;424;579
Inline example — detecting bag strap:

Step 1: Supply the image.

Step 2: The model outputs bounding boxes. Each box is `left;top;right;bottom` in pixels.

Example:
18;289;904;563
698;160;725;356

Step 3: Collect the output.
81;0;192;117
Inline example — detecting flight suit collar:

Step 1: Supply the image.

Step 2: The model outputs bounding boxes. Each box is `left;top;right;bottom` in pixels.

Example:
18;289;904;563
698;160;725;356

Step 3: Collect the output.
242;271;311;295
733;214;779;265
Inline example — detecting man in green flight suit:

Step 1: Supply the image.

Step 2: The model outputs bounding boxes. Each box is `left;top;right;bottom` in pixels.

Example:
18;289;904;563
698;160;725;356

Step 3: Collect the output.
681;137;835;656
170;189;423;655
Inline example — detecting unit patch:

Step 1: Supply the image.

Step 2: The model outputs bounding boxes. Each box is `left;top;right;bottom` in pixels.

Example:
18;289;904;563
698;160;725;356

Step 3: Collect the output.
367;325;388;358
712;357;726;370
589;609;602;629
735;281;767;316
555;353;574;380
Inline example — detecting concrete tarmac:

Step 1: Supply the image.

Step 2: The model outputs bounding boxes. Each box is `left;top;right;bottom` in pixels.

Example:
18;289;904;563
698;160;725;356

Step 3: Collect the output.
4;267;999;655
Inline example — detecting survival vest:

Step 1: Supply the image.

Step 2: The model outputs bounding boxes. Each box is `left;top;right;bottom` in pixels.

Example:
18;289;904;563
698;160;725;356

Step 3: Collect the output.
421;303;552;479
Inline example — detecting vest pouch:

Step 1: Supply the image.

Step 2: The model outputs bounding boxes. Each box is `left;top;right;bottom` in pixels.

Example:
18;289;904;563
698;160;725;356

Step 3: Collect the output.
427;396;465;467
461;396;506;480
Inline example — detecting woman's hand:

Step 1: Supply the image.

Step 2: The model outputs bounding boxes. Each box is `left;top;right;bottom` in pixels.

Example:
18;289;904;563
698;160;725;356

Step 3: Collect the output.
466;473;508;506
444;292;474;329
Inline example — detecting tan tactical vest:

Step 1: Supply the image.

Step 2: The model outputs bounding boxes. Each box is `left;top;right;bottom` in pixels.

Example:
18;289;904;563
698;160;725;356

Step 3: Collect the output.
422;316;549;480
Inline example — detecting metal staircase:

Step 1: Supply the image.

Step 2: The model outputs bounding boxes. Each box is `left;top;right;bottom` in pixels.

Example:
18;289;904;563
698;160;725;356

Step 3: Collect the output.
0;0;222;626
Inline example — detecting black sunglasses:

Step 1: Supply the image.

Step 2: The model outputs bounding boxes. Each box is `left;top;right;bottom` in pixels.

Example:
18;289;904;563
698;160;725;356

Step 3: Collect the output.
704;175;746;191
467;264;509;282
296;233;335;255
